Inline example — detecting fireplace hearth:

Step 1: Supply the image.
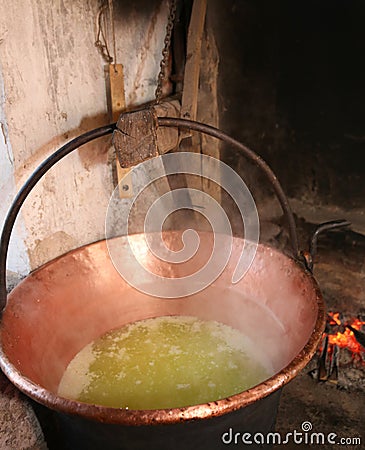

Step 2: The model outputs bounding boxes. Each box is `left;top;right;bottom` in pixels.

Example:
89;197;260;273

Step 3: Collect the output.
274;222;365;449
0;0;364;449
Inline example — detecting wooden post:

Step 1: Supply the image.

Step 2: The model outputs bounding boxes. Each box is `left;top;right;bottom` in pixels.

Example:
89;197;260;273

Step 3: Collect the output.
108;64;133;198
180;0;207;127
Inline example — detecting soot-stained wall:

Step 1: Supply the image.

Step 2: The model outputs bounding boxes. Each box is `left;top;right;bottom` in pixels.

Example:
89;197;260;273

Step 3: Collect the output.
209;0;365;232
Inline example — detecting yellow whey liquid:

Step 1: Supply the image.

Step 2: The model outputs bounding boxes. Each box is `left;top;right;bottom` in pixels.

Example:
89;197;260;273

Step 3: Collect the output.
58;316;270;409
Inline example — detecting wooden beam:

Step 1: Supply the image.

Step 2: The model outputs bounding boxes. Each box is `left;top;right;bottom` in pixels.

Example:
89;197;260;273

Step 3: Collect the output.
180;0;207;129
108;64;133;198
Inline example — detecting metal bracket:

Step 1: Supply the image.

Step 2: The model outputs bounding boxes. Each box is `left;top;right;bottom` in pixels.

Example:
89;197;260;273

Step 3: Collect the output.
302;219;351;272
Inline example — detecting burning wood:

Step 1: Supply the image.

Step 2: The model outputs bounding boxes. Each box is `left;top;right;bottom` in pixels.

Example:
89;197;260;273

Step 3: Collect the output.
327;344;339;385
326;312;365;356
346;324;365;350
318;335;329;381
311;312;365;384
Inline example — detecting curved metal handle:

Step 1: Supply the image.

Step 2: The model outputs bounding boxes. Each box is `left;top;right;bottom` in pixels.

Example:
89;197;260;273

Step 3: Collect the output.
302;219;351;272
157;117;299;257
0;117;299;312
0;124;116;312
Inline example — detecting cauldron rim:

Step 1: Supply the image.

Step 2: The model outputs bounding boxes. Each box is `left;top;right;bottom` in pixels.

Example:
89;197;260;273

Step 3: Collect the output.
0;233;325;426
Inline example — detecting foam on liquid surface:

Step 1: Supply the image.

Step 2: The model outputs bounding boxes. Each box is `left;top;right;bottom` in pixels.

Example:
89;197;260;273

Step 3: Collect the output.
58;316;271;409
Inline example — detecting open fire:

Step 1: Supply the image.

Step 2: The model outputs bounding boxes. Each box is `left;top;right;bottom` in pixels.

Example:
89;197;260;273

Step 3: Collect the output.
311;312;365;385
326;312;365;357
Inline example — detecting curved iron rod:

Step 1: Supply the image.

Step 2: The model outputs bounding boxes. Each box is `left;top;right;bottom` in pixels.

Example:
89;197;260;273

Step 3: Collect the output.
307;219;351;271
0;124;116;311
0;116;300;312
157;117;300;258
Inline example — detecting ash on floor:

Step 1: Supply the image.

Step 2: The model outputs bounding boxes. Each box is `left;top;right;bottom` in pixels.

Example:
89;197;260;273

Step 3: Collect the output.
274;367;364;450
274;221;365;450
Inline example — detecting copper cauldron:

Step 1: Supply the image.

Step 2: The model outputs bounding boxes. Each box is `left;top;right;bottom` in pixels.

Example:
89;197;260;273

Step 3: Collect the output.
0;119;327;449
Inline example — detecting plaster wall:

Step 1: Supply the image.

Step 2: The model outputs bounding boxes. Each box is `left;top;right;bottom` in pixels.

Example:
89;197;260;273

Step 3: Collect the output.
0;0;168;282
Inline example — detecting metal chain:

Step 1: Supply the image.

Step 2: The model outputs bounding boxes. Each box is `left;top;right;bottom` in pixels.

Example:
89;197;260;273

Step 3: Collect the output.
155;0;177;104
108;0;117;72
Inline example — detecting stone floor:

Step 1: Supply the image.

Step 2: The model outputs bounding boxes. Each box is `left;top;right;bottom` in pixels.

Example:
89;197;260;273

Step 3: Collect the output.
275;367;365;450
274;221;365;449
0;372;46;450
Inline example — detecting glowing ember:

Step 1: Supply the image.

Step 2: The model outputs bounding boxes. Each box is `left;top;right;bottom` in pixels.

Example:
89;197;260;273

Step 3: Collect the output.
314;312;365;383
328;312;341;326
326;312;365;355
